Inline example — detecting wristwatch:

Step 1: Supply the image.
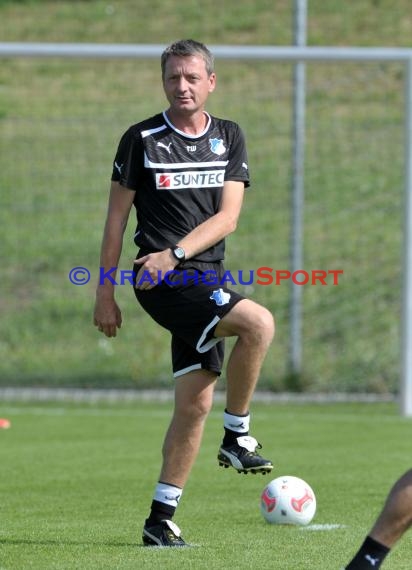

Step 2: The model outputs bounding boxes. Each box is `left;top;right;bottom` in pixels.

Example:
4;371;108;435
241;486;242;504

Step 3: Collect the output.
171;245;186;262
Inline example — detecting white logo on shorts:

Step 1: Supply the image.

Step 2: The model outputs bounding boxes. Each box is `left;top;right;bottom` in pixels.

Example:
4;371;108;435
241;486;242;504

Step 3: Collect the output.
210;288;231;306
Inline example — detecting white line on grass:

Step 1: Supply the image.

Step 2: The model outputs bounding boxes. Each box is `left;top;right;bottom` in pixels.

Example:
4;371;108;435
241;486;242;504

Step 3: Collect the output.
299;523;347;531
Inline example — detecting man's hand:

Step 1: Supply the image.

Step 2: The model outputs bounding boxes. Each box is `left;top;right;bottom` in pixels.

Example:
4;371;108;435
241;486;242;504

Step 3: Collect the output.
93;293;122;337
134;249;177;290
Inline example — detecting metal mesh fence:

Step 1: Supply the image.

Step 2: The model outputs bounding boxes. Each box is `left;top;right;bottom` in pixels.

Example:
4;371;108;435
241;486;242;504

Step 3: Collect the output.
0;54;404;392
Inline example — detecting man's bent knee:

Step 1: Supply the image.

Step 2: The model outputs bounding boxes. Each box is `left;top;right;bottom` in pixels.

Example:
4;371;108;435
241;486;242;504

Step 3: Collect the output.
254;305;275;342
215;299;275;341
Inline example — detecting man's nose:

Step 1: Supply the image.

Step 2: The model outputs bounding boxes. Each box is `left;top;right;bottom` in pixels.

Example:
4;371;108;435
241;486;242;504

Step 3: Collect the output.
176;77;189;92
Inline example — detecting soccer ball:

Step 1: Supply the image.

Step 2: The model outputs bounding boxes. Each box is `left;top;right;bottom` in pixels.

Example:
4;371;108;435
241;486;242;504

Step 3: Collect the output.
260;475;316;526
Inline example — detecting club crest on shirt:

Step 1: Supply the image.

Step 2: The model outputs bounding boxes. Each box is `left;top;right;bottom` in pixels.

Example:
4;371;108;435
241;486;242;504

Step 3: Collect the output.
209;138;226;156
210;288;231;306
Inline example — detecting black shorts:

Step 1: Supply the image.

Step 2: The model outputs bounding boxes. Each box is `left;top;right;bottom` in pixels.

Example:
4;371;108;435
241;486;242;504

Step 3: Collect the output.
133;259;244;378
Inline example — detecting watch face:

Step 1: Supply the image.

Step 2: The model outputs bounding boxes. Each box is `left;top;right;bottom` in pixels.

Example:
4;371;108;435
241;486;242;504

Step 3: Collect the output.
174;247;185;260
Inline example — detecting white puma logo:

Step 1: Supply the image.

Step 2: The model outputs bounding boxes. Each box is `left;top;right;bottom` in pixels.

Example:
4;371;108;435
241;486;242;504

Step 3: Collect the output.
114;161;123;174
165;494;181;504
365;554;380;566
229;422;245;429
157;142;172;154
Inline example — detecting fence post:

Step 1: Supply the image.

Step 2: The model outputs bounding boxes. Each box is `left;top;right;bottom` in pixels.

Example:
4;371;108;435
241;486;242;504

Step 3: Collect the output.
401;57;412;416
289;0;307;382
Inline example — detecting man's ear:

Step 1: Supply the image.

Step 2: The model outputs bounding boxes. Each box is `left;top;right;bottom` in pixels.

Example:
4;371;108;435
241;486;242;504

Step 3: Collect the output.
208;73;217;93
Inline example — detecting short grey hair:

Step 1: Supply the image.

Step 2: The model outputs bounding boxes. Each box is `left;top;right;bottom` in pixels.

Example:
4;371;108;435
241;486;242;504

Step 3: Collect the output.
161;39;215;78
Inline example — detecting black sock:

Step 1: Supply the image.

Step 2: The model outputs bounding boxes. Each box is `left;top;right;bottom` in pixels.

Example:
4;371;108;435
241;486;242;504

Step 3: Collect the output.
145;499;176;527
223;426;248;446
346;536;390;569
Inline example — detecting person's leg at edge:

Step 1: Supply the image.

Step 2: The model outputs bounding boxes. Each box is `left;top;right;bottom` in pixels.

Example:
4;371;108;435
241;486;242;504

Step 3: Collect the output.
214;298;275;473
345;469;412;569
369;468;412;547
143;369;217;545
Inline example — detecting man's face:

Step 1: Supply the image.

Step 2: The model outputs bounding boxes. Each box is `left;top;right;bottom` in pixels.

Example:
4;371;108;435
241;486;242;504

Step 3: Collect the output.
163;54;216;116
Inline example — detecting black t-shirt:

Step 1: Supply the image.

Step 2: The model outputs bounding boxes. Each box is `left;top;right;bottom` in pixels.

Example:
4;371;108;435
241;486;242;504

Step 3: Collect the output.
111;111;250;262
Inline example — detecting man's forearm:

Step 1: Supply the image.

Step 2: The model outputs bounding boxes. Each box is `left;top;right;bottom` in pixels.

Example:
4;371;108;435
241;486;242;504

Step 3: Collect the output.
96;223;125;296
177;210;237;260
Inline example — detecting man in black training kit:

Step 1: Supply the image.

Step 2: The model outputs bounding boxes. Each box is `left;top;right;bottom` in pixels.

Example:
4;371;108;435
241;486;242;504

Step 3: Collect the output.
94;39;275;547
344;468;412;569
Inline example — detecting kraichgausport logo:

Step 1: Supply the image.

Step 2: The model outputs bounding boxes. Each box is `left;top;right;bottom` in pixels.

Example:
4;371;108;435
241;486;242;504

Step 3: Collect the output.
69;267;344;287
156;170;225;189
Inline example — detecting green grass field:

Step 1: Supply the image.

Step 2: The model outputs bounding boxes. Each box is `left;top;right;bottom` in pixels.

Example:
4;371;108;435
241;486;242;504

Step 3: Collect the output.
0;399;411;569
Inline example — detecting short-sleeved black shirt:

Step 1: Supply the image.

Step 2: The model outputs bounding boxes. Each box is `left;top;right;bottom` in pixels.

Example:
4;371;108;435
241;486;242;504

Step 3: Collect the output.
111;111;250;262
